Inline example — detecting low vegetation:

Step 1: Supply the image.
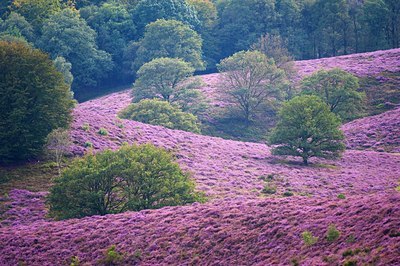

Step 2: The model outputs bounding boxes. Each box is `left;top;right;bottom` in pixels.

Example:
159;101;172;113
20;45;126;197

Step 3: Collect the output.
119;99;201;133
48;144;205;219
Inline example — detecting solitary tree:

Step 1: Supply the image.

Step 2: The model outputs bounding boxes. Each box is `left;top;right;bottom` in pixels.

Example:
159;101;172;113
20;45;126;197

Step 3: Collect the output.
132;57;206;113
133;19;204;71
217;50;288;121
301;68;365;120
45;128;71;175
269;95;345;165
48;144;205;219
0;41;74;162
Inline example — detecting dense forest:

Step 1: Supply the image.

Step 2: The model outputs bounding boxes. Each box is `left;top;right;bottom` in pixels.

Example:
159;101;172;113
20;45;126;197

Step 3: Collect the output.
1;0;399;99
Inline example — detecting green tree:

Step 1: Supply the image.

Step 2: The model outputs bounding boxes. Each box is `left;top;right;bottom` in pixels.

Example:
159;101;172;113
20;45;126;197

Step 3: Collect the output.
0;12;34;41
48;144;205;219
216;0;276;59
300;68;365;121
132;57;206;113
11;0;62;30
217;50;287;121
134;19;204;71
132;0;200;34
53;56;73;87
80;3;136;81
269;95;345;165
0;41;74;162
119;99;201;133
38;8;113;91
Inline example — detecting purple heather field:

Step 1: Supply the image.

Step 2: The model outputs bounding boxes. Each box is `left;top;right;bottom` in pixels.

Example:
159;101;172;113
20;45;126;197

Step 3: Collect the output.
1;49;400;265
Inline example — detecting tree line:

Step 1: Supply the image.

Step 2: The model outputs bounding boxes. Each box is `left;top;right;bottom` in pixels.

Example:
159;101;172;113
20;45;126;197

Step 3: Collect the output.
0;0;398;96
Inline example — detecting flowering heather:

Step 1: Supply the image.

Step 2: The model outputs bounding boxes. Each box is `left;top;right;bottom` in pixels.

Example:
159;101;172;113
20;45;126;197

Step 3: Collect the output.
69;90;400;200
342;107;400;153
1;49;400;265
0;190;48;228
294;48;400;79
0;192;399;265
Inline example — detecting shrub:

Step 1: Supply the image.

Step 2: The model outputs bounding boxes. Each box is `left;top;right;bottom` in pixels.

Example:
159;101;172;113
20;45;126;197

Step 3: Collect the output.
283;190;294;197
301;231;318;246
269;95;345;165
337;193;346;199
119;99;201;133
48;144;205;219
98;128;108;136
99;245;123;266
0;41;74;163
69;256;80;266
81;123;90;131
84;141;93;148
45;128;71;175
262;184;277;194
326;224;341;242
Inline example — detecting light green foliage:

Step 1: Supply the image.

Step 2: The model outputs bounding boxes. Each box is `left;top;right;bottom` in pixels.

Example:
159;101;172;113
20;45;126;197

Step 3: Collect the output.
134;19;204;71
98;128;108;136
45;128;71;175
69;256;80;266
133;0;200;34
269;95;345;165
11;0;62;30
262;184;277;194
53;56;73;87
0;41;74;163
217;50;288;121
99;245;124;265
301;231;319;246
301;68;365;121
48;144;205;219
326;224;341;242
38;8;113;91
81;123;90;131
132;57;206;114
119;99;201;133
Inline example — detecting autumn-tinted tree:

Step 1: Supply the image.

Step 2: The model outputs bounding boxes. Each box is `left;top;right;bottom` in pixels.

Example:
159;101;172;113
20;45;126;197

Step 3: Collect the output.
48;144;205;219
134;19;204;71
269;95;345;165
217;51;287;121
120;99;201;133
38;8;113;91
0;41;74;162
132;57;206;113
301;68;365;120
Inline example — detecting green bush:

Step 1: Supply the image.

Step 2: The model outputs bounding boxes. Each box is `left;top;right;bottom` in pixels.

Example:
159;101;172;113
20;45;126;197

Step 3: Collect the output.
98;128;108;136
0;41;74;163
337;193;346;199
119;99;201;133
48;144;205;219
98;245;123;266
262;184;277;194
326;224;341;242
301;231;318;246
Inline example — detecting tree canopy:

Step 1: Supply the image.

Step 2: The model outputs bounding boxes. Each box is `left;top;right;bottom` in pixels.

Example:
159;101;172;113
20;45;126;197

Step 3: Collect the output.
269;95;345;165
134;19;204;71
301;68;365;120
0;41;74;163
217;50;288;121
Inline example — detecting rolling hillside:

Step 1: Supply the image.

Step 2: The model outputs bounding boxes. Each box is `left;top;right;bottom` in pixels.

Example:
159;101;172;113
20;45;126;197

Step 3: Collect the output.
1;49;399;266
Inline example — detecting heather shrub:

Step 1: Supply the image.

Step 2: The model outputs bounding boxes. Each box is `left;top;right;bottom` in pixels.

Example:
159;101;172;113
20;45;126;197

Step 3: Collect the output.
301;231;318;246
326;224;341;242
119;99;201;133
48;144;205;219
0;41;74;163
